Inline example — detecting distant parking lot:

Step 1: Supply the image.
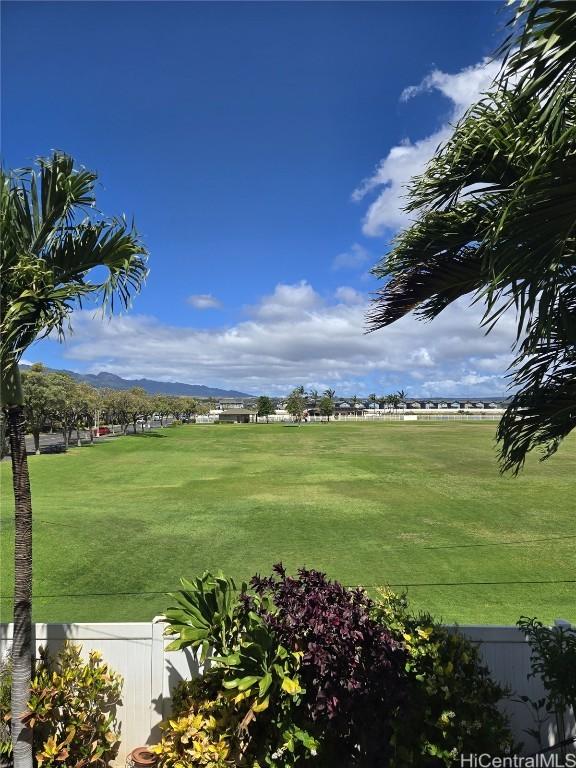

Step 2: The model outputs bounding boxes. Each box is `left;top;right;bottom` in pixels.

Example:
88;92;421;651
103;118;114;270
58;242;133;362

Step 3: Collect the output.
2;418;176;458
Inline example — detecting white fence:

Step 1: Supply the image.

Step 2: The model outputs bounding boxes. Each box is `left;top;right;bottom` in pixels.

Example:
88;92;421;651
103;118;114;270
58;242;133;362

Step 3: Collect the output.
195;414;504;425
0;622;200;764
306;413;503;422
1;623;574;761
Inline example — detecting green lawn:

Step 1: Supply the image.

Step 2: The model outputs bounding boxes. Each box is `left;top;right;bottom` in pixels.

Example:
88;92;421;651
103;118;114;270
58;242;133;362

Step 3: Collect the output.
1;421;574;625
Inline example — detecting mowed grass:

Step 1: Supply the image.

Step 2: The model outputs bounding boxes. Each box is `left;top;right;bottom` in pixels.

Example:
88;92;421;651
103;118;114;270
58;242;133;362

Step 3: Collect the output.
1;421;574;625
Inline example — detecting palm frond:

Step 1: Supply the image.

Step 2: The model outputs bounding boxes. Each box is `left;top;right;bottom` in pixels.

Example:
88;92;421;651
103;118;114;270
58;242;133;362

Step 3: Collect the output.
0;152;148;374
499;0;576;109
366;0;576;470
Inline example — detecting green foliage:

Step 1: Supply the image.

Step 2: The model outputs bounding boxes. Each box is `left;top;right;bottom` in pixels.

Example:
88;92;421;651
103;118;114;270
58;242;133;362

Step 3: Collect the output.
160;571;513;767
24;642;122;768
374;589;515;765
256;397;275;422
517;616;576;750
0;657;11;760
285;390;306;423
20;366;103;450
179;398;200;419
318;397;334;420
163;572;243;660
159;573;318;767
0;152;148;396
152;706;234;768
367;0;576;472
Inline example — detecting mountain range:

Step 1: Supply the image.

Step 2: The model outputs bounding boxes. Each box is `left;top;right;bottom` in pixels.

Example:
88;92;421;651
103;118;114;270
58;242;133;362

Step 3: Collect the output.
20;365;253;398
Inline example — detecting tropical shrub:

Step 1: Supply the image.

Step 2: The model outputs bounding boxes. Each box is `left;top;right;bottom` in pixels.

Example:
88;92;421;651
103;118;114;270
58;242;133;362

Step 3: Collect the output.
158;568;513;767
153;703;233;768
23;643;122;768
248;565;403;765
374;589;515;765
158;572;318;767
159;568;402;766
0;657;11;765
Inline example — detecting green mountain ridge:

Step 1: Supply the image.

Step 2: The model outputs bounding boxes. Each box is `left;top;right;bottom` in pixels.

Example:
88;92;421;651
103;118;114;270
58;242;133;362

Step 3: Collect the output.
20;365;253;398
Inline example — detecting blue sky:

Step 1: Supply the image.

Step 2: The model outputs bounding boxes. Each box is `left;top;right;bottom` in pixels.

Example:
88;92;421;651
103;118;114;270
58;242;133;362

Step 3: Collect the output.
2;1;516;396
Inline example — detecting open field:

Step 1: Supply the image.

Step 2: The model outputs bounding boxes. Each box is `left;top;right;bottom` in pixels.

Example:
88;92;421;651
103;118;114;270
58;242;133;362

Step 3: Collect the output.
1;421;574;624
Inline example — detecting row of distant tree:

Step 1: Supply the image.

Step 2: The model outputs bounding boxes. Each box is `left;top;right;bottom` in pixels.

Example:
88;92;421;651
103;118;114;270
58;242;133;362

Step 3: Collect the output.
258;388;408;423
3;369;411;451
0;363;211;456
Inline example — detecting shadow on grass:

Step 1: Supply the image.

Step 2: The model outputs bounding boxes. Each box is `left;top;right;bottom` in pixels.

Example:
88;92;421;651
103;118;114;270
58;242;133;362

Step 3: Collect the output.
127;431;167;439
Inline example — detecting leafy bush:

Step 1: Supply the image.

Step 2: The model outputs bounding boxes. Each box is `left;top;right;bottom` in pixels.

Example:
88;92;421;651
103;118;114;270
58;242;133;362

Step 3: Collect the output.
23;642;122;768
158;572;317;767
0;657;11;765
153;705;233;768
374;589;515;765
158;568;513;768
248;565;403;765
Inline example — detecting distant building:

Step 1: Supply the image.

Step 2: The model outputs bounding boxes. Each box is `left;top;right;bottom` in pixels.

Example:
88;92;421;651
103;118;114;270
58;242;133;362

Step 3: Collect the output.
218;399;246;410
217;409;256;424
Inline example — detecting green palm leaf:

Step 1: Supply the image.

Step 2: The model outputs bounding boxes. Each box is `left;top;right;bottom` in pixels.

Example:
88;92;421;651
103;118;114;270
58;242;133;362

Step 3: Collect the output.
0;151;148;389
367;0;576;471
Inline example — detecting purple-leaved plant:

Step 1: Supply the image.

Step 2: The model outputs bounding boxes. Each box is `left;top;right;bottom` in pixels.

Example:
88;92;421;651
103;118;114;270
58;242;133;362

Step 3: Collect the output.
246;565;404;765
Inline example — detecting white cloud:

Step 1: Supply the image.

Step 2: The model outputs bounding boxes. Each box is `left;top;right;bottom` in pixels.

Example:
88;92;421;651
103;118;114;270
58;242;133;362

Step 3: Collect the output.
251;280;322;320
419;373;509;397
400;57;500;113
353;57;502;236
335;286;364;305
58;281;516;396
187;294;222;309
332;243;371;271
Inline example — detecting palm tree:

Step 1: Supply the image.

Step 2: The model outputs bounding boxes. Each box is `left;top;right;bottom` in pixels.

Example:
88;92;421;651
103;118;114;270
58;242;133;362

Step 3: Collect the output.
0;152;147;767
323;388;336;400
350;394;359;418
367;0;576;472
368;393;377;411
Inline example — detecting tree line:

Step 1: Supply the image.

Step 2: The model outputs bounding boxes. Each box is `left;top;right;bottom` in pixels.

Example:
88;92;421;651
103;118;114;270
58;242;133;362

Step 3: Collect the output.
0;363;211;457
256;388;407;423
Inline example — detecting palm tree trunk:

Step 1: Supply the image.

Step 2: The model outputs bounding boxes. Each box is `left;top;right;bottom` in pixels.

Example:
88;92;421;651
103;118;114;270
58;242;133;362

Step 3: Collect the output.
0;412;10;459
6;404;34;768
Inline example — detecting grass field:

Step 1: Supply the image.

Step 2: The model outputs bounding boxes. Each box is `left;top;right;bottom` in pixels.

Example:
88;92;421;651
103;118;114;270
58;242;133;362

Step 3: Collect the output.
1;421;574;625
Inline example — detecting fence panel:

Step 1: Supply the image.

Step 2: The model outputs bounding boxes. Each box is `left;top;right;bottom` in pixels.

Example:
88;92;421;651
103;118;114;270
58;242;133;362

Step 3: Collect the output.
458;625;574;754
1;622;574;760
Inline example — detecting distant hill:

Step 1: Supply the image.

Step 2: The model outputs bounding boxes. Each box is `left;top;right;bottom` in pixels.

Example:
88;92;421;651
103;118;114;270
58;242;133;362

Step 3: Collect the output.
20;365;253;398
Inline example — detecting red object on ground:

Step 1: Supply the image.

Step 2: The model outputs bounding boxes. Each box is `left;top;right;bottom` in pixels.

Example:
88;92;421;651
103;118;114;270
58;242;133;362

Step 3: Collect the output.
92;426;111;436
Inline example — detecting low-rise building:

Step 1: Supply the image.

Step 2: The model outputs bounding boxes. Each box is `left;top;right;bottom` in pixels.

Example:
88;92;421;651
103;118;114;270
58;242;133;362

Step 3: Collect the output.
217;409;256;424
